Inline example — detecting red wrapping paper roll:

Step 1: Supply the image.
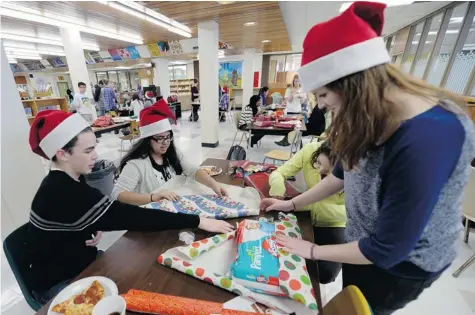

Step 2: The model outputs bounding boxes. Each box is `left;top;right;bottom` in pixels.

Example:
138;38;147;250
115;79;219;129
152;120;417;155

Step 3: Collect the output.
121;289;258;315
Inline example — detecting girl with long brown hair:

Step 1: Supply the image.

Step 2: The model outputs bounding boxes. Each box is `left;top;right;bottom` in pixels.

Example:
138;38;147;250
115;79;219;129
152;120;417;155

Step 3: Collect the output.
261;2;475;314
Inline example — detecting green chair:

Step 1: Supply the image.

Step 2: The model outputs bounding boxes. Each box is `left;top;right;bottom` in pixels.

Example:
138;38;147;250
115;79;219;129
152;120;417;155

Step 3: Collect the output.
3;223;42;311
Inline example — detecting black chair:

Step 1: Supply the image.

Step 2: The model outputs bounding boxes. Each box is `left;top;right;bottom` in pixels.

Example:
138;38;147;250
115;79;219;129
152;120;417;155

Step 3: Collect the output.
3;223;42;311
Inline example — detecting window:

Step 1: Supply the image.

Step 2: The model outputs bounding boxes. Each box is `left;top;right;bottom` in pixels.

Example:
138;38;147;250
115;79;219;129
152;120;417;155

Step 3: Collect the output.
426;2;469;86
169;65;187;80
412;13;444;79
401;21;426;73
118;71;130;92
268;54;302;83
444;10;475;94
96;72;108;84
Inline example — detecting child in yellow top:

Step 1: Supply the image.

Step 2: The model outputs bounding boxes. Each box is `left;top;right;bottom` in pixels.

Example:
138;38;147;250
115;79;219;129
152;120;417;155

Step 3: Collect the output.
269;141;346;283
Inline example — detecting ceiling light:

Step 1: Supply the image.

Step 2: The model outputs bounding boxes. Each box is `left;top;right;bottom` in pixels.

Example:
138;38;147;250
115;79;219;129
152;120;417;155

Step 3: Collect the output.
98;1;192;37
5;49;40;56
0;3;143;45
7;54;42;60
5;47;66;56
1;33;100;51
217;1;236;4
244;22;258;26
261;40;272;43
8;60;18;64
339;1;414;13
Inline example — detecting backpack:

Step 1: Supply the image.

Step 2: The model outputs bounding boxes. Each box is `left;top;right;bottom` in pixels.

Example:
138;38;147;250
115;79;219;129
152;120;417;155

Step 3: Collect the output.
226;145;246;161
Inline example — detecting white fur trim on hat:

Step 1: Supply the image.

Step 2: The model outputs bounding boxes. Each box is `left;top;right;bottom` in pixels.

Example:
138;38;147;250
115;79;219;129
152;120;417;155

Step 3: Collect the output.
298;37;390;93
39;114;90;159
140;119;172;139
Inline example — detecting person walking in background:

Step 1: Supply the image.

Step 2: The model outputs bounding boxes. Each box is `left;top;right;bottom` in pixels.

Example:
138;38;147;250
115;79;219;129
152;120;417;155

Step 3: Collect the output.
102;79;117;114
219;86;230;122
93;80;106;117
275;75;306;146
130;93;144;116
191;78;199;103
268;141;346;284
71;82;94;123
144;91;155;108
260;2;475;314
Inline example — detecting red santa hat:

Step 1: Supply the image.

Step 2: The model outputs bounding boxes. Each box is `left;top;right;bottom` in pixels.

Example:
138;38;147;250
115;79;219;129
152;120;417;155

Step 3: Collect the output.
139;99;177;138
145;91;154;99
29;110;90;159
298;1;391;93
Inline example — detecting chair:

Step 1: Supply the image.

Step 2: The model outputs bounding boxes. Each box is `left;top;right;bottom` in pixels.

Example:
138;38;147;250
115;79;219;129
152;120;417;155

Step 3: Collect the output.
3;223;43;311
322;285;372;315
453;164;475;277
263;130;302;164
119;120;140;157
310;134;327;143
230;111;249;148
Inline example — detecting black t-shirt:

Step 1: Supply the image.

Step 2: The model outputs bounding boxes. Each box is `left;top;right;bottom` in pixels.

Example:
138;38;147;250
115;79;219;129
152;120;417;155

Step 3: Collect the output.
28;171;200;291
191;86;199;102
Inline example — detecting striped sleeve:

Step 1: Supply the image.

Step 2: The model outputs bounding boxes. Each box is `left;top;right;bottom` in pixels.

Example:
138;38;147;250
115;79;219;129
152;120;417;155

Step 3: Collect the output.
239;106;253;127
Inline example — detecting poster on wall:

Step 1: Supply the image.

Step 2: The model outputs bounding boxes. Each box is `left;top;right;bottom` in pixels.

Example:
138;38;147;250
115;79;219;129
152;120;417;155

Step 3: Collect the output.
157;41;170;55
219;61;242;88
99;51;112;62
90;52;104;63
147;43;161;57
118;48;131;59
126;46;141;59
108;49;122;61
24;60;47;71
10;64;23;73
168;40;183;55
84;52;95;64
48;57;67;68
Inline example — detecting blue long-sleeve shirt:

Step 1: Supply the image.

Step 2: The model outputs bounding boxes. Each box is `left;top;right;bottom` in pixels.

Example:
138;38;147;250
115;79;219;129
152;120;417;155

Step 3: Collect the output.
333;104;475;279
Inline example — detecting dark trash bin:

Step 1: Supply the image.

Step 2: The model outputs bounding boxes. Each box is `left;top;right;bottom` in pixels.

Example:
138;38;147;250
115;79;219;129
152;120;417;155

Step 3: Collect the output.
84;159;116;197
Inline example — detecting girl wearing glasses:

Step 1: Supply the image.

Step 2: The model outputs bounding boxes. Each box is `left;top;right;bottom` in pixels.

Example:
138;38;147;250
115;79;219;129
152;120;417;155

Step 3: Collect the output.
113;100;228;205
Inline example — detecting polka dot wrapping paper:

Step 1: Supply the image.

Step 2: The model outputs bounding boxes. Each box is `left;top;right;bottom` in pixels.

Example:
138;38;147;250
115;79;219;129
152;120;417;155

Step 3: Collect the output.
177;231;236;259
157;214;318;314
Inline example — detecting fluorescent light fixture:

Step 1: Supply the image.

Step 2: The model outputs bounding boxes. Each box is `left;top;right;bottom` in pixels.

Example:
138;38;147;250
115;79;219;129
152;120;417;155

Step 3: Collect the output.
98;1;192;37
7;54;42;60
8;60;18;64
5;47;66;56
339;1;414;12
5;49;40;56
0;2;143;45
262;39;272;43
1;32;101;51
244;22;258;26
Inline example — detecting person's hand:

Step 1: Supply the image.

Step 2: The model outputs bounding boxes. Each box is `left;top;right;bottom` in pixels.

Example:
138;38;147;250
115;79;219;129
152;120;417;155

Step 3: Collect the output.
153;190;180;202
276;234;316;260
198;217;235;233
260;198;294;212
212;184;228;197
85;231;103;247
269;195;284;200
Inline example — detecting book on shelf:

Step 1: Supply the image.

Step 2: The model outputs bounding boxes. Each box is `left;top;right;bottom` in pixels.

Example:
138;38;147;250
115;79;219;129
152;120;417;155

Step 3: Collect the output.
38;105;61;112
24;107;33;117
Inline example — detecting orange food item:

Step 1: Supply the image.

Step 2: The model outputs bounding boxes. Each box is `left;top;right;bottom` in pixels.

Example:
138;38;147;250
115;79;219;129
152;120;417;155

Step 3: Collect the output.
121;289;259;315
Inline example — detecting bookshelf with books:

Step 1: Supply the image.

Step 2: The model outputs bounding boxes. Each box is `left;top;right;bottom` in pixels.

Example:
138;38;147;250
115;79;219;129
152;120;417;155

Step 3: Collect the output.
169;79;192;110
22;98;69;125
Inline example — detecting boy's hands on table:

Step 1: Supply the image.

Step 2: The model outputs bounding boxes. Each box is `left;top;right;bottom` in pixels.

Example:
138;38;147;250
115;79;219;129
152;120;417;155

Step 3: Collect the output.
86;231;103;247
275;234;315;260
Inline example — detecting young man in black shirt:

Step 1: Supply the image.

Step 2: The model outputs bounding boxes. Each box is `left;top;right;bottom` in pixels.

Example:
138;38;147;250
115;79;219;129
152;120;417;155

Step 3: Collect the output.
27;110;233;304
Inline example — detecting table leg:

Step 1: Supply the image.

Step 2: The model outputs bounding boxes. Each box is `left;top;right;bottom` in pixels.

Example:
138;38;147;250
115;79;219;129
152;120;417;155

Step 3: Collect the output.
247;129;252;152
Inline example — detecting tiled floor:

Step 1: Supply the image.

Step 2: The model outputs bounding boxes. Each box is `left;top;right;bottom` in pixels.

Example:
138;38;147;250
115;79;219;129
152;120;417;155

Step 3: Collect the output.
2;111;474;314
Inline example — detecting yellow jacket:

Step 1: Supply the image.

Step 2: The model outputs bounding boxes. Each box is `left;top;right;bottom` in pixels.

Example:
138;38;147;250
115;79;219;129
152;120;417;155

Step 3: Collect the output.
269;142;346;228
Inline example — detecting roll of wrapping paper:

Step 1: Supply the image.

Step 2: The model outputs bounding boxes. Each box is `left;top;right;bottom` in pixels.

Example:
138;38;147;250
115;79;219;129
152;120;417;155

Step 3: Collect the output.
121;289;259;315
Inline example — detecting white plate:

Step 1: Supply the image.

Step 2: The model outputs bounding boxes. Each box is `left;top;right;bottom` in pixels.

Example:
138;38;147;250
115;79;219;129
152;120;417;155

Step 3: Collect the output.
47;276;118;315
200;165;223;176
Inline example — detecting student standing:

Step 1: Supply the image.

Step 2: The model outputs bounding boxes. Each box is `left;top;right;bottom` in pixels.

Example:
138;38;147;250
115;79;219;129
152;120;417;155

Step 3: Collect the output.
269;142;346;283
261;2;475;314
71;82;94;123
27;110;233;305
113;99;229;205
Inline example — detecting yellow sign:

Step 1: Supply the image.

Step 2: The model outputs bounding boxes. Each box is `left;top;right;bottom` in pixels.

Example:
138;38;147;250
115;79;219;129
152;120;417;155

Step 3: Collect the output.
147;43;161;57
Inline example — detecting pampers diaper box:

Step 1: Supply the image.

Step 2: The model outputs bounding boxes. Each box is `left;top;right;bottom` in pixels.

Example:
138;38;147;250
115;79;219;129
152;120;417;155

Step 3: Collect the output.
231;219;285;296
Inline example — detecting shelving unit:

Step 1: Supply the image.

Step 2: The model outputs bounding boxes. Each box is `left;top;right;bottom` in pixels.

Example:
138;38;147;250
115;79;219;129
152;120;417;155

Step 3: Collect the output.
170;79;192;95
22;97;69;125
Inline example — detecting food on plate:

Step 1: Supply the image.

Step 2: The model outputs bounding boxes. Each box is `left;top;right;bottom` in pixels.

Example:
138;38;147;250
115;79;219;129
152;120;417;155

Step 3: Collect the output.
52;280;105;315
200;165;222;176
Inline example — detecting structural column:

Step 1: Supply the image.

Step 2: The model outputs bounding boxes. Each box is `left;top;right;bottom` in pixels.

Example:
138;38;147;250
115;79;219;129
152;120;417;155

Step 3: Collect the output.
60;27;96;119
242;48;256;107
1;41;46;239
152;58;170;100
198;20;219;147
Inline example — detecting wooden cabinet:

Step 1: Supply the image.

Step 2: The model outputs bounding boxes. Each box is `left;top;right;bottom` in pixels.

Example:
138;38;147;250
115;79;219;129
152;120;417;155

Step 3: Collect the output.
468;106;475;126
22;98;69;125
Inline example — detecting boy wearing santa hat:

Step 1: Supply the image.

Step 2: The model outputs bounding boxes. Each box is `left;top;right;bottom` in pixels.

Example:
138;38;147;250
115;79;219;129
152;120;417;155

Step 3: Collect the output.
113;99;228;205
261;1;475;314
27;110;233;305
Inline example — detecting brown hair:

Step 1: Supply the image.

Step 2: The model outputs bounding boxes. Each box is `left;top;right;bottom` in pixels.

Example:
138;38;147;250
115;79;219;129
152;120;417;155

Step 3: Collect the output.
292;74;299;88
326;63;467;170
311;141;336;169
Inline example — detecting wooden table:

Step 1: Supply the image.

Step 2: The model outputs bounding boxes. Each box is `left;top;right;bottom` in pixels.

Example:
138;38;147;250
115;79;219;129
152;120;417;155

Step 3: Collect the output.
245;120;308;152
92;122;131;138
35;158;321;315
